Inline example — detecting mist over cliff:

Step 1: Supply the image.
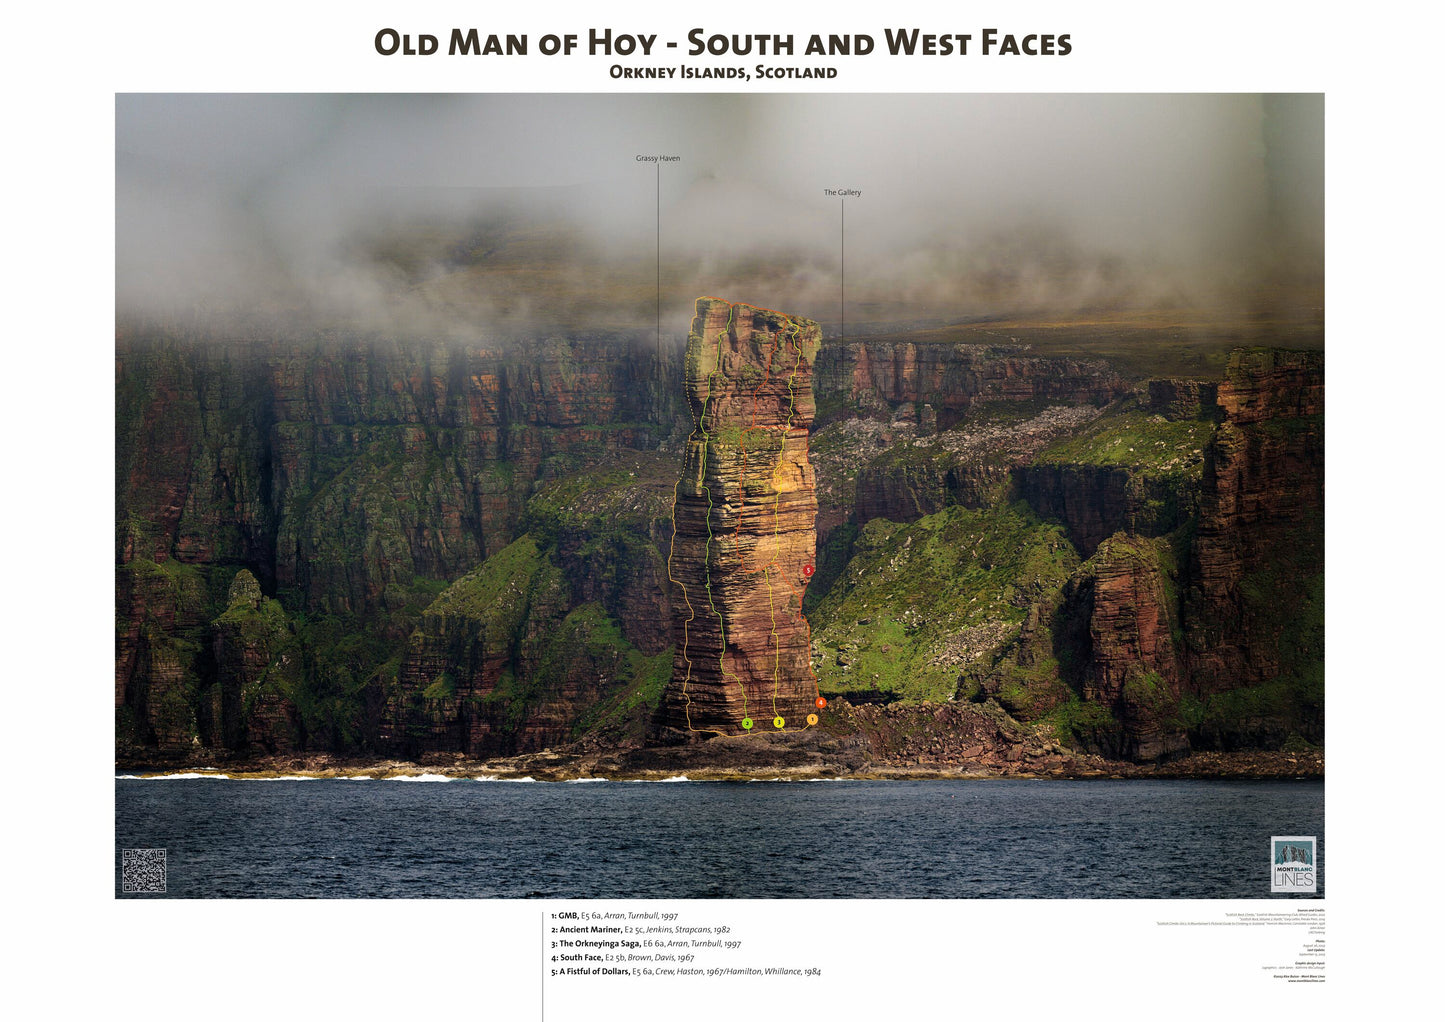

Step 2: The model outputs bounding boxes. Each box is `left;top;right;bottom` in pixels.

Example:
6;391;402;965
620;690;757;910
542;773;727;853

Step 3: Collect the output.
116;93;1323;337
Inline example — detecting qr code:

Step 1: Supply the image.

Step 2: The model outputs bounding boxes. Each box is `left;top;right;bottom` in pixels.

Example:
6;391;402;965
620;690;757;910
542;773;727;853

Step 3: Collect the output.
122;848;166;893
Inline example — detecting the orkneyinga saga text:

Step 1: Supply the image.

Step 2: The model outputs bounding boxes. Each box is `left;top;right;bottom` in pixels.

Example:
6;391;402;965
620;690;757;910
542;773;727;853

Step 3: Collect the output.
545;908;823;981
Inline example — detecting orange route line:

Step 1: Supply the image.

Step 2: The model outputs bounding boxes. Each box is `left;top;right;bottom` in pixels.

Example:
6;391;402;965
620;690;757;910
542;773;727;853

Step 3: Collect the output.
666;299;824;739
735;325;786;719
728;325;778;567
666;302;734;736
668;300;742;737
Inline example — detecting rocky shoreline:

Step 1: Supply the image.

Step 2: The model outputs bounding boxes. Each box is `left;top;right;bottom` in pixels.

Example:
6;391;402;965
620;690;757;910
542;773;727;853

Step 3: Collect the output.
116;735;1323;783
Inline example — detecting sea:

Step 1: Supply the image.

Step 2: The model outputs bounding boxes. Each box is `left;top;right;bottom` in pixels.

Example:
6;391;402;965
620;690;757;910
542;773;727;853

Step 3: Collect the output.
115;776;1324;898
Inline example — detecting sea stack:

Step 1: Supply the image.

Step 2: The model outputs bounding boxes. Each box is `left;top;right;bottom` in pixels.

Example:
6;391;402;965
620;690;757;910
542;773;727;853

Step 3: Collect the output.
660;298;822;738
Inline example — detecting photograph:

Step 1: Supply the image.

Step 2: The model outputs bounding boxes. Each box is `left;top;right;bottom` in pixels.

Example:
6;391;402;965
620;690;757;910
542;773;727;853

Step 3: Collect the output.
114;93;1324;900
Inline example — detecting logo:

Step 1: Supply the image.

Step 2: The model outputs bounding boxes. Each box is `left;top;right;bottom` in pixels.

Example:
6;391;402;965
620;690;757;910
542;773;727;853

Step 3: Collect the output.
1270;836;1317;893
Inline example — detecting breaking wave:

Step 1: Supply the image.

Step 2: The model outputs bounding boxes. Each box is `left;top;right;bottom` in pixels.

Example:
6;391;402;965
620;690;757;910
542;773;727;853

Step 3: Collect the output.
385;773;454;782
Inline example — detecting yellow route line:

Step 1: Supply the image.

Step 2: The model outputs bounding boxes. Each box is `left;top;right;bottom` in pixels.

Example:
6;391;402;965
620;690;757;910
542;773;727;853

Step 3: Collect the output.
700;303;749;718
665;299;824;738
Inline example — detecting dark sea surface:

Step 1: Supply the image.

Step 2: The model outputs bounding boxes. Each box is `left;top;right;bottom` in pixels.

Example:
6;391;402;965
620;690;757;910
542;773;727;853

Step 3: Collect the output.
115;777;1323;899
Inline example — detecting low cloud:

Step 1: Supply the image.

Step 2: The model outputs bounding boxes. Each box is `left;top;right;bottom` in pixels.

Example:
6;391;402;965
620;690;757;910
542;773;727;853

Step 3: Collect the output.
116;93;1323;337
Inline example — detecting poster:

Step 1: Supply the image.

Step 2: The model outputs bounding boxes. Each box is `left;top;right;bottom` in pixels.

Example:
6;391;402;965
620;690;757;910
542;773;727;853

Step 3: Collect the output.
12;1;1436;1017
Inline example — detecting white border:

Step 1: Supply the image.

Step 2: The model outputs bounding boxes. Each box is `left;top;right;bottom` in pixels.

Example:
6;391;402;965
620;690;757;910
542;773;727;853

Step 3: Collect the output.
9;0;1443;1017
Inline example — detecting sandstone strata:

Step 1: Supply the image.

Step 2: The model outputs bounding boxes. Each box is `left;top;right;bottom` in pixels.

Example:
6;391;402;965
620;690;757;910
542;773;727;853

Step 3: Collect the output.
378;464;677;758
116;332;672;618
1186;348;1324;702
660;299;822;737
1145;378;1220;421
115;332;677;755
209;569;300;753
1014;463;1195;557
1078;537;1189;761
813;340;1130;427
116;321;1323;767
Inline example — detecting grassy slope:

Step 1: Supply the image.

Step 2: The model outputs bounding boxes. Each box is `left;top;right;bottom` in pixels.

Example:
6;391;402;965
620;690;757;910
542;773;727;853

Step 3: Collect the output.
809;503;1078;703
1034;408;1215;472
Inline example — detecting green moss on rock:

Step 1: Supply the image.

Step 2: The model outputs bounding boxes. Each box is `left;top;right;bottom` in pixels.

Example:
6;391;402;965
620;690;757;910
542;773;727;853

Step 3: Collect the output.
1035;407;1213;475
810;502;1079;702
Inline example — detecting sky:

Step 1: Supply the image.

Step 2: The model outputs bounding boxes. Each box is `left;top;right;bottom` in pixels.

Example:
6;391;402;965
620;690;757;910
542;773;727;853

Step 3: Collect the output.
116;93;1323;336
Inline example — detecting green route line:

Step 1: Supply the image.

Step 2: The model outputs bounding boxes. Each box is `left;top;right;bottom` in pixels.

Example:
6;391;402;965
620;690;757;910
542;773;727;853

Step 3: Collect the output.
667;305;736;733
772;319;806;720
676;301;751;730
758;324;785;722
700;303;747;719
757;319;804;721
667;300;823;738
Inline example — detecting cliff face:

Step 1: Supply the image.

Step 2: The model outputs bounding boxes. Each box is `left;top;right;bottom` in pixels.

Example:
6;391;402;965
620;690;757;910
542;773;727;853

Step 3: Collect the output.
117;333;673;616
813;352;1322;762
851;404;1102;527
210;570;300;753
1146;379;1219;421
116;330;680;756
380;535;570;755
115;557;225;753
659;299;822;737
1073;537;1189;761
378;461;677;758
115;560;304;757
1014;463;1194;557
854;458;1008;525
813;340;1130;427
117;318;1322;768
814;504;1080;708
1013;405;1213;557
1185;350;1324;714
1214;348;1323;424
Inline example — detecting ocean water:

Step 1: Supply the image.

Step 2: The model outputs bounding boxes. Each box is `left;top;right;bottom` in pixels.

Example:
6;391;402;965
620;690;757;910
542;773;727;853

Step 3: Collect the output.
115;777;1323;898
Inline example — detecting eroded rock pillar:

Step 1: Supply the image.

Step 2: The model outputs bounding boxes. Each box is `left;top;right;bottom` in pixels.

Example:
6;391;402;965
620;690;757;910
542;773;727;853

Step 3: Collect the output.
660;298;823;737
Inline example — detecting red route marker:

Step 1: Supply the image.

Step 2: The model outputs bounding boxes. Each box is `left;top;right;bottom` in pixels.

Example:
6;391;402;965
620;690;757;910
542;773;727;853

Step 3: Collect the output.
671;300;825;739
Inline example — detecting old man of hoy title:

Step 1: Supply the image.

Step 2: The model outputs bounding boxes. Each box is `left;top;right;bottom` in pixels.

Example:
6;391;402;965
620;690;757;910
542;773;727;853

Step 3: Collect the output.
373;27;1073;58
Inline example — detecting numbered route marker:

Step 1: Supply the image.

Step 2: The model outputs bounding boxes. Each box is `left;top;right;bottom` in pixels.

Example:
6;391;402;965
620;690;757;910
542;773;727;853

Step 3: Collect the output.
815;696;827;709
807;713;818;725
667;301;825;741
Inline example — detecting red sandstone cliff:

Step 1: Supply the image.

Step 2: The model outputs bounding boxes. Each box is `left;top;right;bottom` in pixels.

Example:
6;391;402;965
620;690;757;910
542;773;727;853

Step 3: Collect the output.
1186;349;1324;701
1079;537;1189;761
660;299;822;737
116;322;1322;767
813;340;1130;428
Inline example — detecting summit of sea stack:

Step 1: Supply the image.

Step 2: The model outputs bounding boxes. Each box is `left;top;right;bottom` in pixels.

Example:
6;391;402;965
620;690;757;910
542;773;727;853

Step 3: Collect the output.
659;298;823;739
